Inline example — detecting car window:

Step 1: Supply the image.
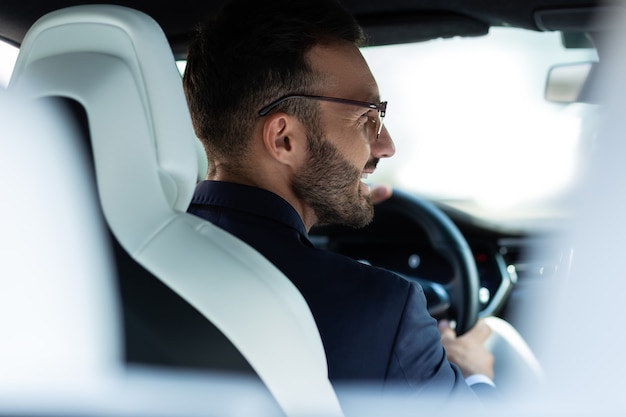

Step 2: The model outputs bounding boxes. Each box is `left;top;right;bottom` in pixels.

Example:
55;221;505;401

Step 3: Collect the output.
176;28;598;231
0;29;600;233
0;39;18;87
361;28;598;231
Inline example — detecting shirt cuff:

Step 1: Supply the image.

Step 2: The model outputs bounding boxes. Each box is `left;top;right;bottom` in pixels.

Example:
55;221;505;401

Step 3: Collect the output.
465;374;495;387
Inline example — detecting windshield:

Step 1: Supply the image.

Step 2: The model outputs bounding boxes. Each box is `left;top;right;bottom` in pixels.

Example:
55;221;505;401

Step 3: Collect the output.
1;27;596;233
361;28;598;231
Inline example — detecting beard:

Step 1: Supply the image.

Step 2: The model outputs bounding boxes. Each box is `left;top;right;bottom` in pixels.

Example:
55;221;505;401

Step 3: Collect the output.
291;133;375;228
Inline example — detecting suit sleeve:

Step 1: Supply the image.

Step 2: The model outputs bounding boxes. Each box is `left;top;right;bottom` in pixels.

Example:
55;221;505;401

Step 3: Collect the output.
384;281;495;404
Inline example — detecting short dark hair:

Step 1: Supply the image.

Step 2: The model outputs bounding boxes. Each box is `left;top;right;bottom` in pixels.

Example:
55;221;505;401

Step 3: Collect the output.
183;0;365;167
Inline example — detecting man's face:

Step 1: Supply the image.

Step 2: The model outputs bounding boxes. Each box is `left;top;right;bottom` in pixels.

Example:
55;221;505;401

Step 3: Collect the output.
292;129;376;227
292;41;395;228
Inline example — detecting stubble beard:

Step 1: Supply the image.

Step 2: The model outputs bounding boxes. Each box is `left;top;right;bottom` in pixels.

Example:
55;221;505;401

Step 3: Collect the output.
292;133;374;228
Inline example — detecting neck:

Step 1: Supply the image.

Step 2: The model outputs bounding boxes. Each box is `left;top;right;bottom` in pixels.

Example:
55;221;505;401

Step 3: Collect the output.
207;164;319;232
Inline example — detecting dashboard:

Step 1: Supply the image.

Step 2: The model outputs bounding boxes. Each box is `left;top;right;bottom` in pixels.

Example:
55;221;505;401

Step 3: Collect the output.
309;193;552;326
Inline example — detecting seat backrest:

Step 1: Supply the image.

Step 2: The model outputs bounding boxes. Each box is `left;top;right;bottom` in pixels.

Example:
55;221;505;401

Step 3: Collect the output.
0;89;121;392
9;5;342;417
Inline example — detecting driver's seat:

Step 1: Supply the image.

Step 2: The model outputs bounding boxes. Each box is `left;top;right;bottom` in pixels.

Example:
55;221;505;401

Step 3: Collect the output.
9;5;342;417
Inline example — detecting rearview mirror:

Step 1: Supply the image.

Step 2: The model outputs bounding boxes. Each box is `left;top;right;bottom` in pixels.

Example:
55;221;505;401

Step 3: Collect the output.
545;61;599;104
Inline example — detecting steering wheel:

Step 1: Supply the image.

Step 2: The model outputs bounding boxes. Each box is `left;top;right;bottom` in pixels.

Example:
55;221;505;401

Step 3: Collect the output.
311;188;480;335
376;189;479;335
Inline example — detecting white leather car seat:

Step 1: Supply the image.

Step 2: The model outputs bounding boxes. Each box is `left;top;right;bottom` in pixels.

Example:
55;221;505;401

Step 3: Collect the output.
8;5;342;417
0;89;121;393
0;88;285;417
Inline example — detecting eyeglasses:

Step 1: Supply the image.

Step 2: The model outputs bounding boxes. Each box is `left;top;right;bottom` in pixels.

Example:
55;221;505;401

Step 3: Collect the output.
258;94;387;140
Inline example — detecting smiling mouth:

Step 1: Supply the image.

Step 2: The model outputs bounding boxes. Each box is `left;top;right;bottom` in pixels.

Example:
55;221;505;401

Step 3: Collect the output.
359;173;372;197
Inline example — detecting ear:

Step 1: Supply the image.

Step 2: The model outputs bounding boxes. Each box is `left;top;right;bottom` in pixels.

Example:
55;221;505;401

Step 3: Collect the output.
261;113;307;168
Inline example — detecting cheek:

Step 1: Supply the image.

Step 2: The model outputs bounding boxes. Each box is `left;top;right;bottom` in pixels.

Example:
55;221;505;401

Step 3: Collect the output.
325;120;372;169
335;135;371;168
353;142;372;168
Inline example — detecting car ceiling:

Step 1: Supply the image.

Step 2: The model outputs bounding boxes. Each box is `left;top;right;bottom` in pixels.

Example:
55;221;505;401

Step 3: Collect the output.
0;0;611;55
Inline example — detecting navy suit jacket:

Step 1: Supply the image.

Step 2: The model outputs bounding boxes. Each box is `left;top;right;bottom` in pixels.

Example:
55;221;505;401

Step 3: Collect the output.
189;180;490;402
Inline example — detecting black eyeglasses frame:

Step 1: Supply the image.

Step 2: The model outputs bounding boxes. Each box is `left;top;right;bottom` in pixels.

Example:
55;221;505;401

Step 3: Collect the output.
257;94;387;140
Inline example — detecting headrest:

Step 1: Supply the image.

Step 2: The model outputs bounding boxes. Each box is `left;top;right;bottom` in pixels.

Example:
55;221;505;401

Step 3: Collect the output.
9;4;198;252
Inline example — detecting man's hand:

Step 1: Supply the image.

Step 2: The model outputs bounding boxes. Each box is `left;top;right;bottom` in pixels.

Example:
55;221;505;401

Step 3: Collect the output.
369;184;393;205
438;319;494;379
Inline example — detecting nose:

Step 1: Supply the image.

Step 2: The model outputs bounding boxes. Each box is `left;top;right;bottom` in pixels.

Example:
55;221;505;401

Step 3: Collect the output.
372;125;395;158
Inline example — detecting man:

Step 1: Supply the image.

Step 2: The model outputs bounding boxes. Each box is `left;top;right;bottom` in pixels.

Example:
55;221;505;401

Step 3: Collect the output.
183;0;495;402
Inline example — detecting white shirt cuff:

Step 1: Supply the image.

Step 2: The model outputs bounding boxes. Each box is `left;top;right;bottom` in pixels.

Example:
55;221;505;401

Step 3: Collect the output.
465;374;495;387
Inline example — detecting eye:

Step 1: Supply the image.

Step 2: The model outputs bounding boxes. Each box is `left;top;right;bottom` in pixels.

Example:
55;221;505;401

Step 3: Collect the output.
364;114;379;132
356;110;379;140
358;111;376;128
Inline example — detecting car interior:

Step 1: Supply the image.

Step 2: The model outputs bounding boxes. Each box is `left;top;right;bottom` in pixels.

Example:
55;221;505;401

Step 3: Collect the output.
0;0;622;416
8;5;345;416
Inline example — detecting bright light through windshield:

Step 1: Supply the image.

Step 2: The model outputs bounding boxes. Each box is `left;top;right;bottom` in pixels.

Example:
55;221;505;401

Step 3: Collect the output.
0;29;594;229
361;28;598;225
